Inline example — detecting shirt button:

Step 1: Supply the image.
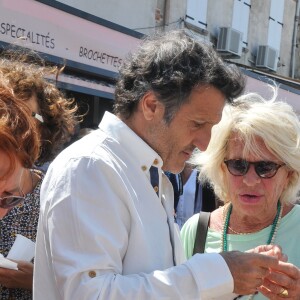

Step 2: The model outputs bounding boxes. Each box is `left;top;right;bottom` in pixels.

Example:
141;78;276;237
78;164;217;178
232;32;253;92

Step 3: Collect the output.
141;165;147;171
153;159;159;165
154;186;159;193
88;270;96;278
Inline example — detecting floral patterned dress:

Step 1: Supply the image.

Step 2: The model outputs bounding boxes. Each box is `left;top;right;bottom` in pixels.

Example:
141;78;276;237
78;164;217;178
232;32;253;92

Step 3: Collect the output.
0;169;44;300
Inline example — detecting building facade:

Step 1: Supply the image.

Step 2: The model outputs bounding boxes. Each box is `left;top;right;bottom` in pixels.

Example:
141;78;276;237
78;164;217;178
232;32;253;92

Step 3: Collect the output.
0;0;143;128
1;0;300;122
55;0;300;111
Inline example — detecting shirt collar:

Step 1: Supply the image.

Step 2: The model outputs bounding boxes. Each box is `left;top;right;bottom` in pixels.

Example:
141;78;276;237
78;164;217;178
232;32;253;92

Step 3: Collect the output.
99;112;163;171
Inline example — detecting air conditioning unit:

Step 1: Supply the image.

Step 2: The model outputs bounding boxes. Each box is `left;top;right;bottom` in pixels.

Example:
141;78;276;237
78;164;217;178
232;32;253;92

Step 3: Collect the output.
216;27;242;57
256;45;278;72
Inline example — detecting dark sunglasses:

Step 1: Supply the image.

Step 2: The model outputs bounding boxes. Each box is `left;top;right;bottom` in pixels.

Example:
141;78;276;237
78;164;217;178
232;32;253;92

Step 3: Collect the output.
0;195;25;209
224;159;285;179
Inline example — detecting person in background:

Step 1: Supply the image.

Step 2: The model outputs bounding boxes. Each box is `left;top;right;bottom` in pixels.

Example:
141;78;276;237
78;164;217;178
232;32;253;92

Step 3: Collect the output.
0;50;79;168
181;90;300;299
34;30;293;300
0;76;43;299
166;161;217;229
0;51;79;299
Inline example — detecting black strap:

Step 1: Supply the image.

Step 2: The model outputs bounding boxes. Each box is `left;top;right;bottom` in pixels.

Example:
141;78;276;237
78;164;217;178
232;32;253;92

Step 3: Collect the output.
201;182;218;212
192;211;211;255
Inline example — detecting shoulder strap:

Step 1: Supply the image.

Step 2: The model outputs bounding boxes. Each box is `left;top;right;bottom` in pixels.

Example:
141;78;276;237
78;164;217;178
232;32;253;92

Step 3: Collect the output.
192;211;211;255
202;182;217;212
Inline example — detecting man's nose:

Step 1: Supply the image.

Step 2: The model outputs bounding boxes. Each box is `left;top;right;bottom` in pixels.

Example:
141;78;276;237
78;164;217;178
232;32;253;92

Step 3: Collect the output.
193;131;212;151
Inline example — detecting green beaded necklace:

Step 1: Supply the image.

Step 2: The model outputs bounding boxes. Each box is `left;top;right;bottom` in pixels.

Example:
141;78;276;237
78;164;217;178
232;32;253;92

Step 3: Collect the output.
222;201;282;251
221;201;283;300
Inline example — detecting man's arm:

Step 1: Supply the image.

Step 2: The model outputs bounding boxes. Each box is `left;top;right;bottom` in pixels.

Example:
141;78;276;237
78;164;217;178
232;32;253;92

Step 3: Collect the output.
34;156;282;300
34;157;233;299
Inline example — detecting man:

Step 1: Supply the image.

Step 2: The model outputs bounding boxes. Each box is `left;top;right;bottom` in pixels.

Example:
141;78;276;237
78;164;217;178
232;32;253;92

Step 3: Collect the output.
33;30;294;299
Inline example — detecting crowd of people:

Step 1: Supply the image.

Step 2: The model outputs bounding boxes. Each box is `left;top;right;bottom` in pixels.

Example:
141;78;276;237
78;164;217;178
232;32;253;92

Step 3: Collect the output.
0;30;299;299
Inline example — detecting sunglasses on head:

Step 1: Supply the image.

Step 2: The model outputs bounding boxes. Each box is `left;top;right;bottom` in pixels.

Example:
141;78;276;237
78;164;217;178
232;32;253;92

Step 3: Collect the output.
0;195;25;209
224;159;285;179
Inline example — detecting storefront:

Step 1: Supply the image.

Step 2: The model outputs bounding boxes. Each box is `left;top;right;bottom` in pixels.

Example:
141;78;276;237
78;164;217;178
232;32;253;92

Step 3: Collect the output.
0;0;143;128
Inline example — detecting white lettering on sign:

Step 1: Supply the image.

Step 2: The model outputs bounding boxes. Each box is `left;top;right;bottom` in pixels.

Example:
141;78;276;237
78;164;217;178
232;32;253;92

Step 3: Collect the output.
0;0;141;73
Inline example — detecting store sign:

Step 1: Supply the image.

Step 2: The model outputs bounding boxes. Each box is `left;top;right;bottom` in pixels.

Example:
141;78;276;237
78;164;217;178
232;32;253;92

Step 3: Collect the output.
0;0;141;73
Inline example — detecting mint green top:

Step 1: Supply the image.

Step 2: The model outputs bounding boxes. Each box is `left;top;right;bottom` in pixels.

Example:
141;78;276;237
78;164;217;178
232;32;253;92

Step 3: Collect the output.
181;205;300;300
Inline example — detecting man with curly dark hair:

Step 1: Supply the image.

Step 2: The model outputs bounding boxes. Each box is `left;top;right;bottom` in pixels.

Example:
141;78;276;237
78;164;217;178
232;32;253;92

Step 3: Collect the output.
34;30;291;300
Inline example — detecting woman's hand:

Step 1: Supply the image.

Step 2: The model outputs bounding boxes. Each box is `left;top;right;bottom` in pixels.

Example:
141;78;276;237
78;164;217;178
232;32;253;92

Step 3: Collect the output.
247;244;288;262
0;261;33;290
259;261;300;299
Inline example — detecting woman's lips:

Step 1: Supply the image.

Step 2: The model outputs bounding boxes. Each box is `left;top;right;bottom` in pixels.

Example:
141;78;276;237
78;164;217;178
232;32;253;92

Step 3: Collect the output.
239;194;262;203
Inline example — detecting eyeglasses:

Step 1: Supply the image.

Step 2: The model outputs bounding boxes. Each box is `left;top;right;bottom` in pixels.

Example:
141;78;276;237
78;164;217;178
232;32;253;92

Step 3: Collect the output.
0;169;25;209
0;195;25;209
224;159;285;179
32;112;44;123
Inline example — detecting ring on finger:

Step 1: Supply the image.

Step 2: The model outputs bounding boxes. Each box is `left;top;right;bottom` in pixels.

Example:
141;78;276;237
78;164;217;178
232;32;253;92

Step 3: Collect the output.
278;287;289;298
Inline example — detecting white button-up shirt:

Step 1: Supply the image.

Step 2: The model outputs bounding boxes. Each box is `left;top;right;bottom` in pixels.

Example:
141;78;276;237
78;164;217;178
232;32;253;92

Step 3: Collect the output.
33;112;233;300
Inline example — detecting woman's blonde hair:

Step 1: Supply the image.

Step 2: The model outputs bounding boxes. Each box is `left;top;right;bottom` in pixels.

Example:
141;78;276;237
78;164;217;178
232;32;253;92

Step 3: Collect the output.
192;86;300;204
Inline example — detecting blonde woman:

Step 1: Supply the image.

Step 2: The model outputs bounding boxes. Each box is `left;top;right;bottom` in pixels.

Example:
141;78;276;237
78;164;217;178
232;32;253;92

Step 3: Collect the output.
181;90;300;299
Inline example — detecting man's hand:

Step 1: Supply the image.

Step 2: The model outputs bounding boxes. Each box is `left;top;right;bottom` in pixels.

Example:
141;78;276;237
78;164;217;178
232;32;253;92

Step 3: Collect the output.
220;250;279;295
0;261;33;290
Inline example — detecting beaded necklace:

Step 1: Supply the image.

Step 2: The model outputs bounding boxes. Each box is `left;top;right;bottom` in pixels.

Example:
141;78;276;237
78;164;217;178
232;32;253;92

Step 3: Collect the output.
221;201;283;300
222;206;252;235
